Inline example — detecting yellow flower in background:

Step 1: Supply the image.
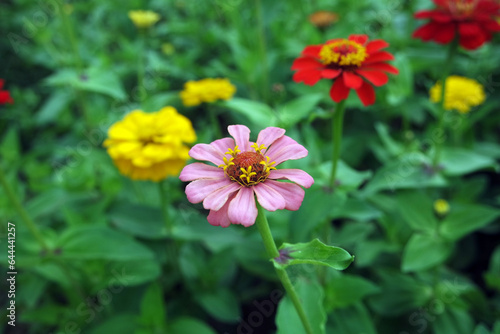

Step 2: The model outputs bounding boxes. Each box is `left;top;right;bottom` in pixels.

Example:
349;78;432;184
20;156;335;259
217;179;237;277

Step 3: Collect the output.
434;199;450;216
128;10;161;29
104;107;196;181
180;78;236;107
430;75;486;114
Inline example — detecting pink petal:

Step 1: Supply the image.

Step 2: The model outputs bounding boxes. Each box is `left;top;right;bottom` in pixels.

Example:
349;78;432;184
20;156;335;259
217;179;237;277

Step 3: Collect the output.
228;187;258;227
203;183;241;211
265;136;308;165
228;125;251;152
257;127;286;151
265;180;305;211
269;169;314;188
207;194;235;228
185;178;232;204
180;163;225;181
253;183;286;212
189;144;224;166
210;137;235;158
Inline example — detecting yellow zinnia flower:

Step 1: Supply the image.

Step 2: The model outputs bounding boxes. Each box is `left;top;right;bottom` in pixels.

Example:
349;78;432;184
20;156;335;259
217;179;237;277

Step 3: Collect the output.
430;75;486;114
434;199;450;216
104;107;196;181
180;78;236;107
128;10;161;29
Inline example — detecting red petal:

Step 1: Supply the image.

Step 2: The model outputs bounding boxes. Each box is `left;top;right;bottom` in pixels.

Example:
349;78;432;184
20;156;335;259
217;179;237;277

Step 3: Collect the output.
413;22;442;40
0;80;4;89
342;71;363;89
363;63;399;74
355;81;376;106
356;70;389;87
458;22;481;36
433;23;456;43
349;34;369;45
293;69;322;86
459;31;488;50
302;45;322;57
291;57;323;70
364;51;395;64
365;40;389;53
329;76;350;103
321;69;342;79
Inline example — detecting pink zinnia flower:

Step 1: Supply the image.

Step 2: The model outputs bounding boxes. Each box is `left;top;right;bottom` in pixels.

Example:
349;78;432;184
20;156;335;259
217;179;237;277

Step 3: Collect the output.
180;125;314;227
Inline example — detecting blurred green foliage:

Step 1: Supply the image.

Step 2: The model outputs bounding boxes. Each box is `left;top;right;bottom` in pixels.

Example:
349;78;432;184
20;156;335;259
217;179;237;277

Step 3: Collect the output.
1;0;500;333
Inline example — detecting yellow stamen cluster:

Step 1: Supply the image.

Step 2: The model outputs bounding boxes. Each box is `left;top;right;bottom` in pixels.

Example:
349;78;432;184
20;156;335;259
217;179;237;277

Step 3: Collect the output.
448;0;478;17
219;144;277;186
430;75;485;114
319;40;368;67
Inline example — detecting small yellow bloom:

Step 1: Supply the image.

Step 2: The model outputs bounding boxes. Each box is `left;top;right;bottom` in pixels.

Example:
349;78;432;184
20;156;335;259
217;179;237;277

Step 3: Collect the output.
434;199;450;216
128;10;161;29
161;43;175;55
103;107;196;181
180;78;236;107
430;75;486;114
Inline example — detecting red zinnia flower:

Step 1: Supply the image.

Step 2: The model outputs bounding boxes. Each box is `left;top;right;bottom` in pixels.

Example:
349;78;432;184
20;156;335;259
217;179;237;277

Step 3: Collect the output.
0;79;13;105
291;34;398;106
413;0;500;50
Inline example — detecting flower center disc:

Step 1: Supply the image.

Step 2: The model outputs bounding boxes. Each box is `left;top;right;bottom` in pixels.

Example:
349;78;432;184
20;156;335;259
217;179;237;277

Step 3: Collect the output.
319;40;367;67
448;0;478;17
226;152;268;186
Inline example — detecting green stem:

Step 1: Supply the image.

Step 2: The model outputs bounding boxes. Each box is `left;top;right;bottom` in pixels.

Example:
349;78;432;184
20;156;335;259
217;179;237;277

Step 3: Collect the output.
329;99;346;188
255;0;269;103
158;179;172;235
432;39;458;167
59;1;82;71
137;30;146;105
255;204;314;334
209;105;222;139
0;167;48;251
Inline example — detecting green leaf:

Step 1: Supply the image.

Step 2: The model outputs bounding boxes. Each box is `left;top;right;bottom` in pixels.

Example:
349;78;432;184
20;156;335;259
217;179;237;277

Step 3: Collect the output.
440;147;499;176
136;282;167;333
327;303;377;334
396;190;438;233
108;201;166;239
368;270;433;316
57;226;155;261
374;122;405;157
169;317;217;334
44;68;126;100
35;89;72;124
276;278;326;334
221;98;276;127
484;246;500;291
324;274;380;309
362;152;447;195
289;186;347;241
331;198;382;222
88;314;137;334
276;239;354;270
0;126;21;163
276;93;322;128
474;324;491;334
317;160;372;191
432;307;474;334
402;233;452;272
440;203;500;240
197;288;240;323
